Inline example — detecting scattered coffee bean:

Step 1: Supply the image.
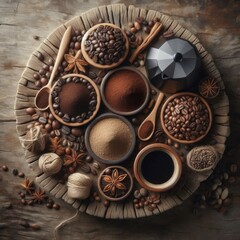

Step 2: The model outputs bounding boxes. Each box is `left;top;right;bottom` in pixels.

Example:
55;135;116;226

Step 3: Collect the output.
26;107;36;115
33;35;39;40
140;188;148;197
53;203;60;210
2;165;8;171
85;155;93;163
230;164;237;174
39;117;47;124
221;188;229;200
21;199;27;205
46;203;53;209
131;118;140;125
103;200;110;207
134;21;141;30
71;128;83;137
61;126;71;135
18;172;25;178
37;52;44;61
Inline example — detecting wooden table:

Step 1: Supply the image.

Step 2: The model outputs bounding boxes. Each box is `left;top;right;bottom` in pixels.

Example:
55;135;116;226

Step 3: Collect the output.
0;0;239;239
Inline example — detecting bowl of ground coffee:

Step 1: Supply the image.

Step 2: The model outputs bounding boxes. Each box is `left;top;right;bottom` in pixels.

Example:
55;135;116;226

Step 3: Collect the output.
134;143;182;192
101;67;150;115
85;113;136;164
160;92;212;144
81;23;129;69
49;74;101;127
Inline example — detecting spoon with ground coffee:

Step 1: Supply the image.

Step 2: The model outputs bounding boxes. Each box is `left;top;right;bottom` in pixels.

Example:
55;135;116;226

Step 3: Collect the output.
34;26;72;111
138;92;164;141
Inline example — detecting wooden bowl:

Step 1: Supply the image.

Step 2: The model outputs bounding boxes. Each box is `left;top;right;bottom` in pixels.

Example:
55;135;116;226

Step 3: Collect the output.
49;74;101;127
81;23;129;69
98;166;133;201
84;113;136;164
100;66;150;116
134;143;182;192
160;92;212;144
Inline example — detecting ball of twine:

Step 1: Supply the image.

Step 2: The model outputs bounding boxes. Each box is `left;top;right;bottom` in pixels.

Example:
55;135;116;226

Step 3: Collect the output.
39;153;63;175
20;125;47;153
67;173;92;200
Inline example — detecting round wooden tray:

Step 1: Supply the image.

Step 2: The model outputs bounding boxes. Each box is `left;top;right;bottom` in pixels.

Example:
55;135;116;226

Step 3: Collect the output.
15;4;230;219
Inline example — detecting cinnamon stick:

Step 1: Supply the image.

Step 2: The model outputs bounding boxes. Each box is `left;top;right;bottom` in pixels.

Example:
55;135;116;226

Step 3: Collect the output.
129;22;163;64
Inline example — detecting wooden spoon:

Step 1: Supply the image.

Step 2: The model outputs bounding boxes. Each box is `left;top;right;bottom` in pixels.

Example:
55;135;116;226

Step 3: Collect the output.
34;25;72;111
138;92;164;141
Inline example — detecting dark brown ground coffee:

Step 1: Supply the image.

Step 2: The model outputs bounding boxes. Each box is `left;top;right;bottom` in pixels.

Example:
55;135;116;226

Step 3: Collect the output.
59;82;91;117
104;69;147;112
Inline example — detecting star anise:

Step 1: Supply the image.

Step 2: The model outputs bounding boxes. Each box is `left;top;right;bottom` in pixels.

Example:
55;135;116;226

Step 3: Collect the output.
49;137;65;156
31;188;48;204
63;149;87;170
199;77;220;99
20;178;34;194
102;169;127;196
64;50;88;74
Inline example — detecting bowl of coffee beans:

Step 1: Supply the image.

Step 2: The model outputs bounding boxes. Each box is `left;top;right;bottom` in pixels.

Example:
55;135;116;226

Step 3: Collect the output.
81;23;129;69
160;92;212;144
49;74;101;127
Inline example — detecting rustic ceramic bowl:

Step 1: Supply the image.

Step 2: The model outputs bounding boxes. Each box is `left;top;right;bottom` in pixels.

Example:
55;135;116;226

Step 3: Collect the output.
160;92;212;144
134;143;182;192
49;73;101;127
98;166;133;201
100;66;150;116
85;113;136;164
81;23;129;69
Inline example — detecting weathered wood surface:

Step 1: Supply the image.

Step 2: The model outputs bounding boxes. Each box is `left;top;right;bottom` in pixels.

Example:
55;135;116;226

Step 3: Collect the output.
1;0;240;239
14;3;231;219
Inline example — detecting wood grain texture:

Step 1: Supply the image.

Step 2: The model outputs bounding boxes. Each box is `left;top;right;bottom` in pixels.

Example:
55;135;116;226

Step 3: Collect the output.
1;0;240;239
14;3;230;219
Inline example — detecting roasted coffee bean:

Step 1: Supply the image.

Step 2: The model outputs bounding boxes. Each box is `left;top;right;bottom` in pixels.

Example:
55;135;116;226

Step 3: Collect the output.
33;73;40;80
85;155;93;163
71;128;83;137
12;168;18;176
53;203;60;210
67;134;76;142
52;120;61;129
2;165;8;171
26;107;36;115
37;52;44;61
18;172;25;178
61;126;70;135
62;114;70;123
39;117;47;124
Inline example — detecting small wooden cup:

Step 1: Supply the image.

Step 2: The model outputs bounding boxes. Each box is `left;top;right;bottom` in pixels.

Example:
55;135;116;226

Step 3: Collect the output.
160;92;212;144
81;23;129;69
134;143;182;192
98;166;133;201
49;74;101;127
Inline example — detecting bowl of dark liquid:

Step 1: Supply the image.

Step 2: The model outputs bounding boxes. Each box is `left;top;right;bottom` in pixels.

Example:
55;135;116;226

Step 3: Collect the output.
134;143;182;192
